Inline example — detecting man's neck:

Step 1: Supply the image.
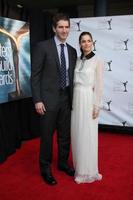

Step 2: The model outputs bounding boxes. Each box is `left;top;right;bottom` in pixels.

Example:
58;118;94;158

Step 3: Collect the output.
55;35;66;43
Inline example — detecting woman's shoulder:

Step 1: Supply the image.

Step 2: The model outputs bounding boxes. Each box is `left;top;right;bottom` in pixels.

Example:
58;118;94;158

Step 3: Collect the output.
94;54;104;63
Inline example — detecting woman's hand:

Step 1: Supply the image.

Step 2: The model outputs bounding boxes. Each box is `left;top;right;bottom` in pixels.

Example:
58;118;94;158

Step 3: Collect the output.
92;106;100;119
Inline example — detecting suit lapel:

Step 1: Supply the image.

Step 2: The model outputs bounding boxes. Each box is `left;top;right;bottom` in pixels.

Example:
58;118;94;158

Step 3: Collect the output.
50;38;60;70
67;44;73;82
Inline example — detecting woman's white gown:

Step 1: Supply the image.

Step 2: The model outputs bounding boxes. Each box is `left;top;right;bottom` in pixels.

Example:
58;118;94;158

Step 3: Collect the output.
71;54;104;184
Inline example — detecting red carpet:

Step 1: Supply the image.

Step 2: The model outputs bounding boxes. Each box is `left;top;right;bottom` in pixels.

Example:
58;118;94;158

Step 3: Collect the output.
0;132;133;200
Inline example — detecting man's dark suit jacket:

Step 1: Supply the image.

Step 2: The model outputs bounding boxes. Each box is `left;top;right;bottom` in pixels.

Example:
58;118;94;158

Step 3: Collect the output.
31;38;77;111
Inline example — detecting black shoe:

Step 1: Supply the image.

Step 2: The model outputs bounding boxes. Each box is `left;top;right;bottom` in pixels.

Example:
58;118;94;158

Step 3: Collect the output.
58;164;75;176
41;173;57;185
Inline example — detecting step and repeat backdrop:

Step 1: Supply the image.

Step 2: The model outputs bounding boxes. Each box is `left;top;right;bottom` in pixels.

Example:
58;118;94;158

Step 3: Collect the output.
67;15;133;127
0;16;31;104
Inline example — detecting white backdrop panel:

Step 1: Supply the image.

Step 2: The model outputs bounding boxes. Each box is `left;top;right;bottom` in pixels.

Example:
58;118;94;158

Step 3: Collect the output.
67;15;133;127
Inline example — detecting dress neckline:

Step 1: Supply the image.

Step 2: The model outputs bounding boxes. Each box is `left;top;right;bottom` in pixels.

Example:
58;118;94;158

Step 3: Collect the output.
80;51;95;60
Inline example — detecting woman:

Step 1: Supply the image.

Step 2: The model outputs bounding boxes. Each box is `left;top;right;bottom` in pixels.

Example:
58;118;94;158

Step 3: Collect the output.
71;32;104;184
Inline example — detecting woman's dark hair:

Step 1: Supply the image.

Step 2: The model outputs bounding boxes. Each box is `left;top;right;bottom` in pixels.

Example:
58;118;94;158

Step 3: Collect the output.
52;13;70;28
79;31;93;56
79;31;93;43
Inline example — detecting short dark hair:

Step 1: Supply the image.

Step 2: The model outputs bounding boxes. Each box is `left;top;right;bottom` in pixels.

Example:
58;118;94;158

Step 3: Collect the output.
52;13;70;28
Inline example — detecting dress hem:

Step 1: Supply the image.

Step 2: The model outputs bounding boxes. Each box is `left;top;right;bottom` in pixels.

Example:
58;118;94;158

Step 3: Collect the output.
74;173;102;184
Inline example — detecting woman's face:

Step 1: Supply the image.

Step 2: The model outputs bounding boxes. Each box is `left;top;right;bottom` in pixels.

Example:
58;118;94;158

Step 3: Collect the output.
79;34;93;55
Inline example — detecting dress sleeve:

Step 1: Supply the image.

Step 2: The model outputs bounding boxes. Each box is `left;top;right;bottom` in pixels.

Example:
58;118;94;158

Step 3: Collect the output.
93;57;104;110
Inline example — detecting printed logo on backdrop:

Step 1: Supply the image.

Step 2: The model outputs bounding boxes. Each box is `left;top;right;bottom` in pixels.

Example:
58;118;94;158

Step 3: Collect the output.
122;81;128;92
102;99;112;111
121;121;127;126
0;44;13;77
105;60;112;71
113;81;128;92
97;18;112;30
93;40;97;51
107;18;112;30
0;17;31;104
75;20;81;31
70;20;82;31
106;100;112;111
123;39;129;50
113;38;129;50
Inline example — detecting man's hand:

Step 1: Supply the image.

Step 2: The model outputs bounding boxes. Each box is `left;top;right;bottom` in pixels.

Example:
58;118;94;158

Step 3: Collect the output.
35;102;46;115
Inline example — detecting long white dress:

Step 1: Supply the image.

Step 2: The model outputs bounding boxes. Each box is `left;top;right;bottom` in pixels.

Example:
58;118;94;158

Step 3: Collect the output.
71;54;104;184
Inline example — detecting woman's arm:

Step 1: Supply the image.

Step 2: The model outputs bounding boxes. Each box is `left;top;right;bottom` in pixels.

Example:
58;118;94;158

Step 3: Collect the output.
93;58;104;119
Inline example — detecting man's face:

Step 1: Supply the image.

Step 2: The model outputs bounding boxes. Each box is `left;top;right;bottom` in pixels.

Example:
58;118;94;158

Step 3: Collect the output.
53;20;70;42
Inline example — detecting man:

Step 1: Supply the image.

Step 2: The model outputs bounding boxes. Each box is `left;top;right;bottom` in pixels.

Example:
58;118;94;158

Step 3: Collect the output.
31;13;77;185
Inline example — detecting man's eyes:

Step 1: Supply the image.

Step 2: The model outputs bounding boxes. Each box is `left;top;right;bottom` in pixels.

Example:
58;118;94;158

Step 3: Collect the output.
58;26;69;28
